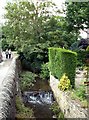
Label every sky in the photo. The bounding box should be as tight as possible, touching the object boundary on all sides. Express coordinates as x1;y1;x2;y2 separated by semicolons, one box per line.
0;0;65;24
0;0;14;24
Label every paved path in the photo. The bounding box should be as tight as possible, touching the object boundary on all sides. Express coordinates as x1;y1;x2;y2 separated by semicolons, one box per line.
0;52;16;86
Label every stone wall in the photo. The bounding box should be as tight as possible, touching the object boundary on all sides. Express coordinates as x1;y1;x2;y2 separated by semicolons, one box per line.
0;57;20;119
50;74;88;119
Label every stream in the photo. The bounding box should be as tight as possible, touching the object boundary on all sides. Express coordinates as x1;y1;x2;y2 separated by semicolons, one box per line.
22;78;57;119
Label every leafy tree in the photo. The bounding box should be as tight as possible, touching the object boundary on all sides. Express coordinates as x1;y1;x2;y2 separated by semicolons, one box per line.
3;0;79;72
1;38;9;51
4;1;59;48
65;2;89;38
2;1;59;71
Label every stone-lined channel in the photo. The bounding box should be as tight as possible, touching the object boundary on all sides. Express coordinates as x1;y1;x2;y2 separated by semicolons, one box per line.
22;78;57;119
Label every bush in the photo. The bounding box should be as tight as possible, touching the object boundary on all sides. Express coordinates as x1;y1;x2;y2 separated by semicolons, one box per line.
19;54;43;73
50;101;64;119
75;85;86;101
71;85;86;101
49;47;77;88
70;85;88;108
58;73;71;91
16;96;33;118
18;44;48;72
20;71;37;91
76;50;89;66
40;63;49;80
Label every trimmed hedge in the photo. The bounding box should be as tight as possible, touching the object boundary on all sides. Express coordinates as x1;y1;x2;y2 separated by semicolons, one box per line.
49;47;77;88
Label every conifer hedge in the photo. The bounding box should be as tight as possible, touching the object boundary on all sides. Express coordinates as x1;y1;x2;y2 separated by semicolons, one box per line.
49;47;77;88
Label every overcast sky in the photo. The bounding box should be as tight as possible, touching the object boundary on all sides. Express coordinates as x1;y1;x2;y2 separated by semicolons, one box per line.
0;0;65;24
0;0;7;24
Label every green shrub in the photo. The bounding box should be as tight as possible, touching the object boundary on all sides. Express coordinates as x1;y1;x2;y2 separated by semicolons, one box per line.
50;102;64;119
71;85;86;101
75;85;86;101
16;96;33;118
20;71;37;91
76;50;89;67
19;44;48;72
40;63;49;80
58;73;71;91
70;85;88;108
49;47;77;88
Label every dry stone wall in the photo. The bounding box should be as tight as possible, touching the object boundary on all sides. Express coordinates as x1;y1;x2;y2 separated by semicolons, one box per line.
50;73;88;119
0;57;20;119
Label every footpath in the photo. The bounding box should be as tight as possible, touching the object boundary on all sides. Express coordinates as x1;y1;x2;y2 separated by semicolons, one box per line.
0;52;16;87
0;51;18;119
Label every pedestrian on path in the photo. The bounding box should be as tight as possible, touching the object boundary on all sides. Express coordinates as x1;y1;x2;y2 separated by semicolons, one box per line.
8;49;12;59
5;49;9;59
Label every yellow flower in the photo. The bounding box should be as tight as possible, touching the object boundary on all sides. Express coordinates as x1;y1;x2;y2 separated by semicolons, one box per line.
58;73;71;91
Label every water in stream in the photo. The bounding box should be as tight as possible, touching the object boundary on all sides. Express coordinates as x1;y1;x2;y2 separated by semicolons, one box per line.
22;79;57;119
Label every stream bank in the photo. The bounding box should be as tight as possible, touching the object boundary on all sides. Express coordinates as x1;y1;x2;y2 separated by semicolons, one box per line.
16;71;64;120
22;78;56;119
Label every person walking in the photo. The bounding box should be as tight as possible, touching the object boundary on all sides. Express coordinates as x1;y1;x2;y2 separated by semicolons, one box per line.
5;49;9;59
8;49;12;59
